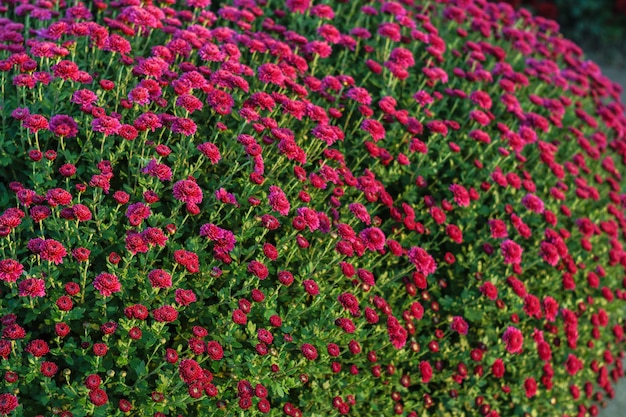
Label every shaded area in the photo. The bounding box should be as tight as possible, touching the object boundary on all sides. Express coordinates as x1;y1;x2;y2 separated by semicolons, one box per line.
495;0;626;50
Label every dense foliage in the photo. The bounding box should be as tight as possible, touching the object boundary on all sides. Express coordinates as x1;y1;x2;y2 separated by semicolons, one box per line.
0;0;625;416
496;0;626;45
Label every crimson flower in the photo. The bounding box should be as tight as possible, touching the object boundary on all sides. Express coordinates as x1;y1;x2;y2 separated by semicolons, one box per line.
93;273;121;297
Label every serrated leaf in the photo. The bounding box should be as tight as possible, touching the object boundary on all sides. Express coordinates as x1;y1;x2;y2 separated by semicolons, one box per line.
464;307;482;322
131;359;146;377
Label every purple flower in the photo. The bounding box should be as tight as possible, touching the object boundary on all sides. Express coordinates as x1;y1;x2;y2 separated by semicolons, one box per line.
408;247;437;276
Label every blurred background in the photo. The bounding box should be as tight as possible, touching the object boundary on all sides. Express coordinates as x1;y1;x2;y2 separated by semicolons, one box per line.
490;0;626;105
494;0;626;55
486;5;626;414
493;5;626;417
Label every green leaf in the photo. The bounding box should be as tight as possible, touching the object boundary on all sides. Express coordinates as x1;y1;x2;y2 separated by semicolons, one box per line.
131;358;147;378
464;307;482;322
273;383;285;397
246;320;256;335
0;183;9;207
66;307;86;321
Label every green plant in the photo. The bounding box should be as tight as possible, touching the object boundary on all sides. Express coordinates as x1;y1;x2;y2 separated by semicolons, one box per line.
0;0;625;416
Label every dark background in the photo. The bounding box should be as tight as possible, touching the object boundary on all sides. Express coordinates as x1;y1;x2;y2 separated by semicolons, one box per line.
493;0;626;107
494;0;626;55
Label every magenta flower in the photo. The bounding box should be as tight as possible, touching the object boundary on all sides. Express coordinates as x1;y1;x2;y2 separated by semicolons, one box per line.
419;361;433;383
286;0;311;14
301;343;318;360
521;193;545;214
268;185;290;216
133;112;162;132
346;87;372;105
40;239;67;264
470;90;493;110
0;394;18;415
128;86;150;106
502;326;524;354
387;315;407;349
206;340;224;360
197;142;221;164
172;179;203;205
540;241;560;266
125;202;151;227
23;114;49;132
46;188;72;206
389;47;415;68
93;273;121;297
360;119;386;142
71;89;98;105
125;233;149;255
176;94;203;113
175;289;197;306
136;57;168;78
18;278;46;297
408;246;437;276
103;33;131;54
49;114;78;138
51;59;80;80
152;305;179;323
171;117;197;136
500;239;523;265
359;227;386;252
449;184;470;207
142;159;172;181
173;250;200;274
0;259;24;283
303;279;319;296
206;89;234;115
257;63;285;86
451;316;469;335
92;115;121;136
489;219;508;239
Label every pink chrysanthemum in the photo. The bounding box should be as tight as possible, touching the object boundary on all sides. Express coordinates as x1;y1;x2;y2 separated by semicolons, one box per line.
286;0;311;14
172;179;203;205
360;119;386;142
197;142;221;164
451;316;469;335
387;315;408;349
501;239;523;265
40;239;67;264
92;115;121;136
408;246;437;276
49;114;78;138
0;259;24;283
359;227;386;252
346;87;372;105
449;184;470;207
93;273;121;297
301;343;318;360
521;193;545;214
171;117;197;136
18;278;46;297
257;63;285;86
268;185;290;216
502;326;524;354
153;305;179;323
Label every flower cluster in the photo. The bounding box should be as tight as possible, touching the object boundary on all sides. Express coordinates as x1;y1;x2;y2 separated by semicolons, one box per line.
0;0;625;416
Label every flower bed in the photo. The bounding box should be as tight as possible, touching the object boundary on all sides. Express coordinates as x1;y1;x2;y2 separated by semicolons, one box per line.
1;0;626;416
495;0;626;45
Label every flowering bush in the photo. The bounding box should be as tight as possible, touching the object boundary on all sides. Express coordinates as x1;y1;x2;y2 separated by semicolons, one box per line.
495;0;626;45
1;0;626;416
